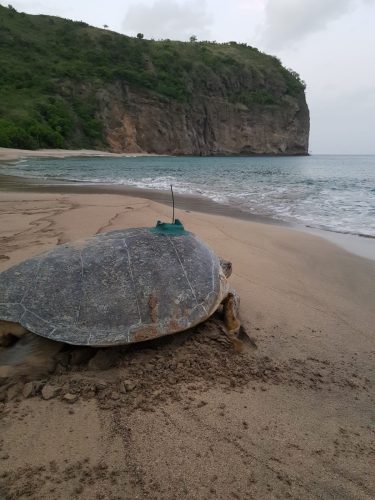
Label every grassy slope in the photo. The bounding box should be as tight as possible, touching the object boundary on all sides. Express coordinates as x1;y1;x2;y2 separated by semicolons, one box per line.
0;4;306;150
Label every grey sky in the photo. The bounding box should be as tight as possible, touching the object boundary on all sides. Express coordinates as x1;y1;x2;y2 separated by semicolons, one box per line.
263;0;361;49
124;0;211;40
8;0;375;153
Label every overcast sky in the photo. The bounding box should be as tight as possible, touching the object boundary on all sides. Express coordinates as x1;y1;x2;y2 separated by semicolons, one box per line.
7;0;375;154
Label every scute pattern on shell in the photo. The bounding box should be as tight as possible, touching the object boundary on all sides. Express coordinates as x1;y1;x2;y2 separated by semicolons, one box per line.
0;228;227;346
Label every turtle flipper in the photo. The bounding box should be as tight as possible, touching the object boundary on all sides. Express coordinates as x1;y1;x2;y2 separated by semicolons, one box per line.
0;332;63;378
0;320;27;343
221;289;243;352
238;325;257;349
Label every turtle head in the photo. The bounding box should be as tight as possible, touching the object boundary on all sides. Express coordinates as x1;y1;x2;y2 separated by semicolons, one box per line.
219;258;232;278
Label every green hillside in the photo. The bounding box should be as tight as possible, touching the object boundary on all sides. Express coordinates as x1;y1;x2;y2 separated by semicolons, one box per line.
0;4;306;150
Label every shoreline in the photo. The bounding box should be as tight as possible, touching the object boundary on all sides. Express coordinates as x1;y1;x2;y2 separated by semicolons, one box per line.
1;171;374;261
0;147;310;161
0;147;164;161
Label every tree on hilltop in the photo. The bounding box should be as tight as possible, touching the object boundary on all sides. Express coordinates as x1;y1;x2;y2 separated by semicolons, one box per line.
7;4;17;15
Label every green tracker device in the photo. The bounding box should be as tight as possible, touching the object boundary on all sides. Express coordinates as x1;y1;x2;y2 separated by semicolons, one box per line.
150;219;188;236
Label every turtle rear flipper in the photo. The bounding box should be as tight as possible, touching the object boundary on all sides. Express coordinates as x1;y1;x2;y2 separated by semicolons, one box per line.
0;332;63;378
0;320;27;345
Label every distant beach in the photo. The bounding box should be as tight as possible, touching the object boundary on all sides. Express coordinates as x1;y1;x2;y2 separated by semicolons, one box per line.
0;147;162;161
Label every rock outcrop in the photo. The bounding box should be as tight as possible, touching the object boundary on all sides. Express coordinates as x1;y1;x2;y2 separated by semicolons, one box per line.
98;85;309;156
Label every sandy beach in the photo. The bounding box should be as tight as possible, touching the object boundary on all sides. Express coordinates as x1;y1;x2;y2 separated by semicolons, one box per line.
0;189;374;499
0;147;161;162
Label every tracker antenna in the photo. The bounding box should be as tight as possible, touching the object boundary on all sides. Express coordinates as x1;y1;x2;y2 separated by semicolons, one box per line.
170;184;175;223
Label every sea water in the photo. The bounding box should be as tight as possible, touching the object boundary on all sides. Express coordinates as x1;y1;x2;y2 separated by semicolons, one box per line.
1;155;374;238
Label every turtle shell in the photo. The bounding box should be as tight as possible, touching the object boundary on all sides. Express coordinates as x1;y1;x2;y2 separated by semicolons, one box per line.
0;222;227;346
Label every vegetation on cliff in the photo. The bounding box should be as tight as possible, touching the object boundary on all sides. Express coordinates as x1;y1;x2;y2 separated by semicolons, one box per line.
0;4;306;150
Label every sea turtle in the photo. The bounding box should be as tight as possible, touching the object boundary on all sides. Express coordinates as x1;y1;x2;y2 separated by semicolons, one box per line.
0;220;243;361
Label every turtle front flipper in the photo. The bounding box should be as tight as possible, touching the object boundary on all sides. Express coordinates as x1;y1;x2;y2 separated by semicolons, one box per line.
221;289;256;352
222;290;243;352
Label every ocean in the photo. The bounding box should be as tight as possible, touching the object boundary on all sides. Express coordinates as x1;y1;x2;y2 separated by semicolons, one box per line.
1;154;374;238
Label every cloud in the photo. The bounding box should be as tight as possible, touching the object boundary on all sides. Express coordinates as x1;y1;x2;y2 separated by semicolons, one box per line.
261;0;371;49
236;0;266;12
122;0;211;41
10;0;70;17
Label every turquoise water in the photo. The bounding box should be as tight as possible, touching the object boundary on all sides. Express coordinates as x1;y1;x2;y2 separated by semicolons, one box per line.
1;155;374;237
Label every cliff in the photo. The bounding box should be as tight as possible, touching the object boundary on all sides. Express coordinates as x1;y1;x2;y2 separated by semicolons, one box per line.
0;5;309;155
100;85;309;156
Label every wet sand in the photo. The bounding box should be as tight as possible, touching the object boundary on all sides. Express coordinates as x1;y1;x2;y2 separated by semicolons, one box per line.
1;171;374;261
0;190;375;499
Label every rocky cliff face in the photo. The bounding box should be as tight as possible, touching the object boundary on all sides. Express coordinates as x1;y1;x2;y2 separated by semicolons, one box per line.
97;84;309;156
